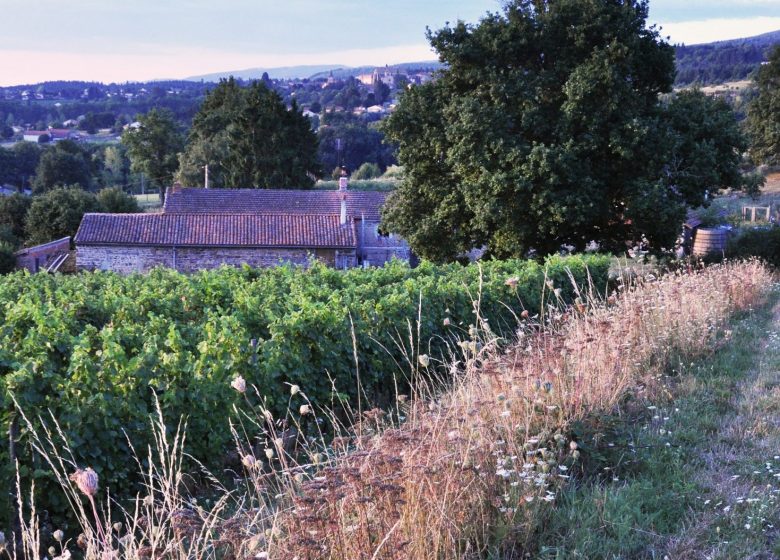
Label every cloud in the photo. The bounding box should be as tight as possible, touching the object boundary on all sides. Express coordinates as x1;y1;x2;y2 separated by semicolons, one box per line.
656;16;780;44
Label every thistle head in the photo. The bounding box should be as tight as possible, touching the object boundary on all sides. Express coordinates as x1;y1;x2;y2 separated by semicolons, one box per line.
70;467;98;497
231;375;247;393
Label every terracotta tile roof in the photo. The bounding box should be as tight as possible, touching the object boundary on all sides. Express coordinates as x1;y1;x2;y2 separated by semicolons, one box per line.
164;188;388;221
75;213;356;248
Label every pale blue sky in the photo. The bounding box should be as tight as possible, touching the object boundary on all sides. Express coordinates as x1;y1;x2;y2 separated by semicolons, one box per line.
1;0;779;85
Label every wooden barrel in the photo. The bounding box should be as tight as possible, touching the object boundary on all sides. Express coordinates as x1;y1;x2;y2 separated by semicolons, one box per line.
692;227;728;257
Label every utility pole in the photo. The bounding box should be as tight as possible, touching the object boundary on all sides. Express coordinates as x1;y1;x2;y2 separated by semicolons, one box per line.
204;164;209;189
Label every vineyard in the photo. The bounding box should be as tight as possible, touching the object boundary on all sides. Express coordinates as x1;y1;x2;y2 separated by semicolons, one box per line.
0;255;609;524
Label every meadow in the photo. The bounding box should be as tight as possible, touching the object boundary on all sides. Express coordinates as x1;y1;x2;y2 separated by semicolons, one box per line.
1;257;772;559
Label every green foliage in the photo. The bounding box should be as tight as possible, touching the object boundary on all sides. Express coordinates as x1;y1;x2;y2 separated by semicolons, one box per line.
32;140;92;193
0;254;609;525
351;162;382;180
122;108;184;199
674;32;778;86
318;112;396;174
382;0;680;261
746;45;780;166
96;187;141;213
178;78;320;188
24;186;101;245
663;90;747;201
0;242;15;274
0;193;32;246
726;227;780;267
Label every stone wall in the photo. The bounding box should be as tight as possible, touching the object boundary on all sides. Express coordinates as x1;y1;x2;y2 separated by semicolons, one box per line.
15;237;71;272
356;220;412;266
77;245;356;274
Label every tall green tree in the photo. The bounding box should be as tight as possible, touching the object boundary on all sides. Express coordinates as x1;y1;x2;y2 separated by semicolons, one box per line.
25;186;101;246
0;193;32;247
11;142;41;190
178;78;320;188
32;140;92;193
122;108;184;200
381;0;747;261
746;45;780;166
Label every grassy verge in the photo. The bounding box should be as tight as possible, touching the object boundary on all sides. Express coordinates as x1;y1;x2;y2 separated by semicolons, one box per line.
534;285;780;559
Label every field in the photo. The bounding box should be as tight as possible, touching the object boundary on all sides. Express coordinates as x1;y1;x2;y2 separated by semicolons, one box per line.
1;257;773;559
0;255;608;531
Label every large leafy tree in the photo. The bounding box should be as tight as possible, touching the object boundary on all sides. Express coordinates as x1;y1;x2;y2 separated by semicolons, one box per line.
122;108;184;200
178;78;320;189
32;140;92;193
381;0;745;261
0;193;32;247
746;45;780;166
25;186;101;246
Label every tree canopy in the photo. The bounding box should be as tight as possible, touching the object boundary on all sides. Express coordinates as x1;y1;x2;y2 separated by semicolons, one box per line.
381;0;748;262
178;78;320;189
32;140;92;193
25;186;102;246
746;45;780;166
122;108;184;199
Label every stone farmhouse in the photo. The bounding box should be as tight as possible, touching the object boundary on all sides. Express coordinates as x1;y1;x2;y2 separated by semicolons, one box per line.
75;180;411;273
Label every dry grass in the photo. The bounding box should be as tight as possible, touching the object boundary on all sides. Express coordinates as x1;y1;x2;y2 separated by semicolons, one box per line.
4;260;773;560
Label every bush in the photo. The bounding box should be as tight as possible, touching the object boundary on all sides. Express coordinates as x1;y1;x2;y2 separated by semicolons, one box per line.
0;242;15;273
0;255;610;525
97;186;141;213
726;227;780;267
351;162;382;180
24;186;101;245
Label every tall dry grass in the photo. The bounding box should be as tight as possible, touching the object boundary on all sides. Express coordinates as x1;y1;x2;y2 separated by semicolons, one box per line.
5;259;773;560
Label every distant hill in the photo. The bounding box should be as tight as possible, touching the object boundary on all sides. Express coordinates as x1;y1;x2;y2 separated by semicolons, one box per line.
186;61;443;82
186;65;348;82
675;29;780;86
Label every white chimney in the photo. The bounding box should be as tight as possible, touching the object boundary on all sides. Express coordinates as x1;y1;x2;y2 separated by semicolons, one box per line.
338;168;348;192
340;193;347;226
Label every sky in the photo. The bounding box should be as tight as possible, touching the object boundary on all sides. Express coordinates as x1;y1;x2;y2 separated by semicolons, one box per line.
1;0;779;86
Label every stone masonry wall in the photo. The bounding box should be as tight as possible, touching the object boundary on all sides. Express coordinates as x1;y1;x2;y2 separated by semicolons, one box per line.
356;220;412;266
77;245;353;274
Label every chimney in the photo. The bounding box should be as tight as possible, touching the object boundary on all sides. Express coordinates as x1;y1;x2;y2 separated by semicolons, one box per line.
340;193;347;226
338;168;348;192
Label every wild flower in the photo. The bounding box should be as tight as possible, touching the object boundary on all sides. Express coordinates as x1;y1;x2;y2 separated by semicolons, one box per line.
53;529;64;542
290;384;300;396
299;404;311;415
264;448;274;460
70;467;98;497
241;454;257;469
505;277;519;288
418;354;431;368
231;375;247;393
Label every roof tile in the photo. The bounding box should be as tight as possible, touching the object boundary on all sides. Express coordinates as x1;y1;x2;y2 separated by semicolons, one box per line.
75;213;356;248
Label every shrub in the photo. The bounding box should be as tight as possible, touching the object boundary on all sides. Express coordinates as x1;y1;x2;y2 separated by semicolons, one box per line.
96;186;141;213
24;186;101;245
0;242;15;273
727;227;780;267
351;162;382;180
